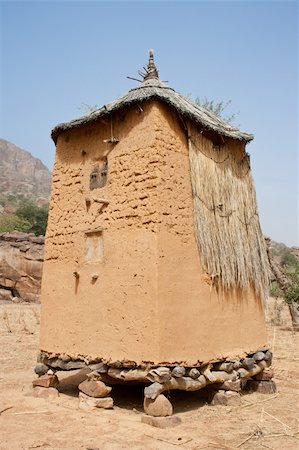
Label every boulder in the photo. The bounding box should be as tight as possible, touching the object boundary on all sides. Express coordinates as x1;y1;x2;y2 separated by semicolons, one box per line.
245;380;277;394
144;394;173;417
209;390;241;406
32;374;59;389
78;378;112;398
0;232;44;303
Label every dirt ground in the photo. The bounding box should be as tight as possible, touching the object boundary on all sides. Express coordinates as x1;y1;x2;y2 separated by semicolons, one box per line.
0;299;298;450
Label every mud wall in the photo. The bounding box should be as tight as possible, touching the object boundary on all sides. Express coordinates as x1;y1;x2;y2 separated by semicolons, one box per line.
40;100;267;365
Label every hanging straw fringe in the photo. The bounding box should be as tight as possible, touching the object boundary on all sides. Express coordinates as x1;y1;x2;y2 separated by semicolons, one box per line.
187;124;270;300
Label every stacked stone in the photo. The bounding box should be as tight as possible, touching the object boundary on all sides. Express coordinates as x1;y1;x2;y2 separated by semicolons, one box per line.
78;371;113;411
32;363;59;398
34;347;276;416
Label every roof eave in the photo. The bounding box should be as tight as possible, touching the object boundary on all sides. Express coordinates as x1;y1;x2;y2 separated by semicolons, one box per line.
51;94;253;144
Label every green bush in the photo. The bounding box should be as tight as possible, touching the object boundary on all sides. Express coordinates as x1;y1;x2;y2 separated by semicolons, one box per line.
0;214;31;233
16;200;48;236
284;261;299;304
270;280;283;299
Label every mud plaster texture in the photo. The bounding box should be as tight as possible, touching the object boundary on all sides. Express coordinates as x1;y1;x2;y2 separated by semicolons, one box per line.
40;100;267;366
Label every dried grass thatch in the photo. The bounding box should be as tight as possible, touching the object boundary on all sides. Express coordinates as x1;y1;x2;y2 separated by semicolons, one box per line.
51;78;253;144
187;123;270;300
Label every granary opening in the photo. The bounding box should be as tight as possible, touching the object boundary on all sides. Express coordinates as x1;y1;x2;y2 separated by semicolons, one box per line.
89;158;108;190
85;230;104;262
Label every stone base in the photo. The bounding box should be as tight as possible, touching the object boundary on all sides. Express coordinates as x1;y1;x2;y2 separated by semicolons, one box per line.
79;392;113;411
245;380;277;394
141;415;182;428
144;394;173;417
31;386;59;399
209;390;241;406
32;374;59;389
78;378;112;398
35;348;275;414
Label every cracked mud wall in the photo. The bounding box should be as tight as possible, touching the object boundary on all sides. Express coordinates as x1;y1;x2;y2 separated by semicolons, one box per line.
152;103;267;363
40;102;161;363
40;100;267;365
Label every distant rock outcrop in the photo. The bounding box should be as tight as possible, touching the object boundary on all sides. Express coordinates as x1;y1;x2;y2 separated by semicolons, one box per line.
291;247;299;261
0;232;44;303
0;138;51;201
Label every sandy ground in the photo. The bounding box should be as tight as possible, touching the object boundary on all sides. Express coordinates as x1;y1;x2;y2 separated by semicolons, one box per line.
0;300;298;450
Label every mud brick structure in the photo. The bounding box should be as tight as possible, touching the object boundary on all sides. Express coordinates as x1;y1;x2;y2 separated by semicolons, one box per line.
35;51;274;415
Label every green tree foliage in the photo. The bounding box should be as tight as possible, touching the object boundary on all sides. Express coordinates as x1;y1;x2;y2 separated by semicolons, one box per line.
0;193;26;207
269;280;283;299
0;214;31;233
270;243;299;305
194;97;238;124
283;258;299;305
15;200;48;236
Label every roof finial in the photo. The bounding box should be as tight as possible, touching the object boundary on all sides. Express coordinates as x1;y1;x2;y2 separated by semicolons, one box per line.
143;49;159;80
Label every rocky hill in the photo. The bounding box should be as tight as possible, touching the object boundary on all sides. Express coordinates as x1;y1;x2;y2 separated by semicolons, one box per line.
0;139;50;303
0;232;44;303
0;138;51;202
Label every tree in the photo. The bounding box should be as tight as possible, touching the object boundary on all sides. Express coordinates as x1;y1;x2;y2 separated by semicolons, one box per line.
194;96;238;124
16;200;48;236
266;238;299;331
0;214;31;233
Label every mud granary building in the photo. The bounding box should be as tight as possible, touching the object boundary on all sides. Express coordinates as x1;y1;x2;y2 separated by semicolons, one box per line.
36;51;274;414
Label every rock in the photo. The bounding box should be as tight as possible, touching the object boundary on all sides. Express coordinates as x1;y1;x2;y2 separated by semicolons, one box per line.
32;374;59;389
188;368;200;379
0;232;44;303
0;288;13;301
232;360;242;369
34;363;48;376
245;380;277;394
144;394;173;417
88;362;108;373
242;358;255;370
31;386;59;399
254;367;274;381
264;350;273;363
33;363;48;375
213;362;234;373
215;380;241;392
46;357;86;370
209;390;241;406
172;366;186;378
141;415;182;428
253;351;265;362
78;378;112;398
60;354;71;362
79;392;113;410
0;139;51;200
147;367;172;383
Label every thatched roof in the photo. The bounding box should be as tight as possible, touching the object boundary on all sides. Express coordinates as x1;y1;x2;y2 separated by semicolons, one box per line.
51;51;253;144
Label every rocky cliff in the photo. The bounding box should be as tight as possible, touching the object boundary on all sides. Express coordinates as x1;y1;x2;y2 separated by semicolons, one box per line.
0;232;44;303
0;138;51;201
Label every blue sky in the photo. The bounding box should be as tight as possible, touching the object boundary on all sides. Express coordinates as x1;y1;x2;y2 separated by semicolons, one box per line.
0;0;298;246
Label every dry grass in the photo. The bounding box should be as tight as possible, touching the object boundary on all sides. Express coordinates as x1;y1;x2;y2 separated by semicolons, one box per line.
188;125;270;300
0;304;40;335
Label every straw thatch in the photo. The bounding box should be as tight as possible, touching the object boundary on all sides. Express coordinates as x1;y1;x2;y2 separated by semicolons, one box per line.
187;123;270;299
51;80;253;144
